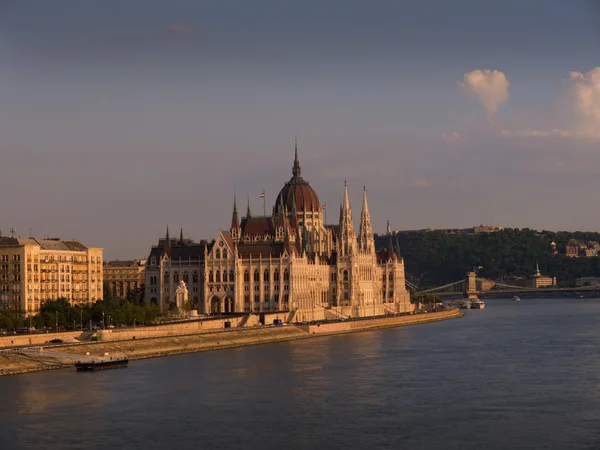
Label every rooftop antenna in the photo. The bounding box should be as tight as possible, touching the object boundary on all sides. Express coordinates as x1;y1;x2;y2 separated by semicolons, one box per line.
9;227;16;238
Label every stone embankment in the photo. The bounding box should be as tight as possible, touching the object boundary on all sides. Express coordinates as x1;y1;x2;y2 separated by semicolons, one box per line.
0;309;461;376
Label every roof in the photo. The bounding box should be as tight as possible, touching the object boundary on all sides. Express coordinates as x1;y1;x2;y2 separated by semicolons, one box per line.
0;237;89;251
237;242;286;259
274;150;320;213
240;216;276;239
149;243;210;262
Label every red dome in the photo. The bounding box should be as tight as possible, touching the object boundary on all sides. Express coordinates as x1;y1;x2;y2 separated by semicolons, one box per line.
274;149;320;213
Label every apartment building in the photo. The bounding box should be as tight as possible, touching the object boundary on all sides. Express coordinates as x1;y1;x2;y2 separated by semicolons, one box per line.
0;236;103;317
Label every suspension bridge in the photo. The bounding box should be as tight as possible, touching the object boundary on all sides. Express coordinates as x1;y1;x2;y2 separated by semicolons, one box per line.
405;272;600;297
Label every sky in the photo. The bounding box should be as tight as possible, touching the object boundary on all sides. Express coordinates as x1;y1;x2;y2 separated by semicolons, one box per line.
1;0;600;259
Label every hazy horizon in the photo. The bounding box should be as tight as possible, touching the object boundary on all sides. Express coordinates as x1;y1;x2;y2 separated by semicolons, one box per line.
2;1;600;259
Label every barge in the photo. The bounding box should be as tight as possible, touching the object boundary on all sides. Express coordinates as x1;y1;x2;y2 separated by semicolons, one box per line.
75;358;129;371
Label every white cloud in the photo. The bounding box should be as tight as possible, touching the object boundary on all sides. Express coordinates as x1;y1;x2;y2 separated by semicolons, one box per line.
502;67;600;142
441;131;460;143
501;129;573;139
459;69;510;118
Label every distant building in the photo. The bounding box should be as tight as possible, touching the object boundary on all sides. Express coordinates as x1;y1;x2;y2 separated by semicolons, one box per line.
0;235;103;317
103;259;146;301
576;277;600;287
393;225;503;235
526;262;556;288
565;239;580;257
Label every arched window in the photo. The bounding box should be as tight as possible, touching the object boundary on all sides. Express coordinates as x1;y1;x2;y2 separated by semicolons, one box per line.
388;290;393;298
254;270;260;283
244;270;249;282
164;272;169;283
192;271;198;283
183;271;189;283
215;249;221;259
389;271;393;282
173;271;178;283
215;270;221;282
222;249;228;259
283;269;289;282
343;270;349;282
209;271;214;283
230;270;234;282
274;269;280;282
382;273;386;283
223;270;228;282
263;270;269;283
344;291;349;300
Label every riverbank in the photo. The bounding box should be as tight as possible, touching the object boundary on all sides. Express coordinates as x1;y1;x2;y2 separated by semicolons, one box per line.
0;309;462;376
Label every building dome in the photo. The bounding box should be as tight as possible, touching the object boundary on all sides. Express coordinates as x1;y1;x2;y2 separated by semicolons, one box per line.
274;148;320;213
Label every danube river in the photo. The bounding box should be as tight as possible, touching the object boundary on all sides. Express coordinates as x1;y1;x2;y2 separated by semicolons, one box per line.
2;298;600;449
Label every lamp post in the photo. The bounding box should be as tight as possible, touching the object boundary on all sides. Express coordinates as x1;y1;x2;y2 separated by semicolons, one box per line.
102;311;105;329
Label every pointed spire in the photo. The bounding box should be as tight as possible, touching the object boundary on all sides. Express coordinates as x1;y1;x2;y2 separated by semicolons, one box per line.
166;225;170;242
395;236;402;259
231;194;240;234
292;135;301;178
246;196;251;218
179;226;184;245
359;186;374;254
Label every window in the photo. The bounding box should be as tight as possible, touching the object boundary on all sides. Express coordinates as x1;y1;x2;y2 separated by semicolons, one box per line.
215;249;221;259
229;270;234;282
244;270;249;282
223;270;228;282
388;271;393;282
343;270;349;282
173;272;178;283
254;270;259;283
215;270;221;282
183;272;189;283
209;271;214;283
283;269;289;282
263;270;269;283
222;249;227;259
344;291;349;300
274;269;280;282
192;271;198;283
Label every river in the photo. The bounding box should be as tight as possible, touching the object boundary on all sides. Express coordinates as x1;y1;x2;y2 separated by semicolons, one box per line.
1;298;600;449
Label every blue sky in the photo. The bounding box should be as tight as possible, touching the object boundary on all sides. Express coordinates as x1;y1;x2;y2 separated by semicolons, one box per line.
1;1;600;259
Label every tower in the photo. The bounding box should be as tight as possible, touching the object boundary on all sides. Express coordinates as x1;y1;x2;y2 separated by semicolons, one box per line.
339;181;356;257
358;186;374;254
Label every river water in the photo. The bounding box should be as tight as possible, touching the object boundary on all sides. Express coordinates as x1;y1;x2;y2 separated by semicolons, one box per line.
1;298;600;449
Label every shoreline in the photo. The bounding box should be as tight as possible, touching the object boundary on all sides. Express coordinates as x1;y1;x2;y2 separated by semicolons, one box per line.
0;309;462;377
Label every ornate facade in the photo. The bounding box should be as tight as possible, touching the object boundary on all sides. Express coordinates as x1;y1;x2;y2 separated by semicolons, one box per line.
103;259;146;301
145;147;413;321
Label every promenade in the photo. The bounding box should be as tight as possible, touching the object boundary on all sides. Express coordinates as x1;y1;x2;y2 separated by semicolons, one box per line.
0;309;462;376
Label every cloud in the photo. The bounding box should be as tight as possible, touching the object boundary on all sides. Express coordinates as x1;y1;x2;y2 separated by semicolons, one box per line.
501;129;573;139
411;177;430;188
441;131;460;143
166;24;195;36
459;69;510;117
502;67;600;142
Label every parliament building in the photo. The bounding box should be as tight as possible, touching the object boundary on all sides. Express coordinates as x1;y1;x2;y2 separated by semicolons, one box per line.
144;146;413;321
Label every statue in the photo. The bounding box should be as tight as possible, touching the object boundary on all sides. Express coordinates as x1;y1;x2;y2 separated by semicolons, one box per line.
175;280;189;310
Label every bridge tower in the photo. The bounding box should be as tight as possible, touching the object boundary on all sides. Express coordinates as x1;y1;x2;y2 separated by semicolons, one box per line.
465;271;479;301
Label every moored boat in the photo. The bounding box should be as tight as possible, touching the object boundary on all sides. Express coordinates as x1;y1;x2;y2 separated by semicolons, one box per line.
76;358;129;372
513;295;520;302
470;300;486;309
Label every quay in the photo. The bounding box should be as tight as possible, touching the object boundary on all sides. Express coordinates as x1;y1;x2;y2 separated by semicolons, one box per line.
0;309;462;377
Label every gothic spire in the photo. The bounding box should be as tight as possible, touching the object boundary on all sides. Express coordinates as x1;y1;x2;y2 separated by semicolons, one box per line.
246;196;251;218
166;225;170;242
339;181;356;257
358;186;374;254
292;135;301;178
179;226;184;245
231;194;240;234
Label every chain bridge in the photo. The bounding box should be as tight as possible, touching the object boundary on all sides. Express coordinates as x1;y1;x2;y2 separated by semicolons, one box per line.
405;272;600;297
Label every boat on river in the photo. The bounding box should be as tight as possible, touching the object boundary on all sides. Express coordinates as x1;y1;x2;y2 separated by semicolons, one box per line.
513;295;520;302
470;300;486;309
75;358;129;372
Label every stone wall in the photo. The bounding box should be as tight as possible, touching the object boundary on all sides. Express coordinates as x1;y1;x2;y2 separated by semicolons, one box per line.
0;331;81;347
